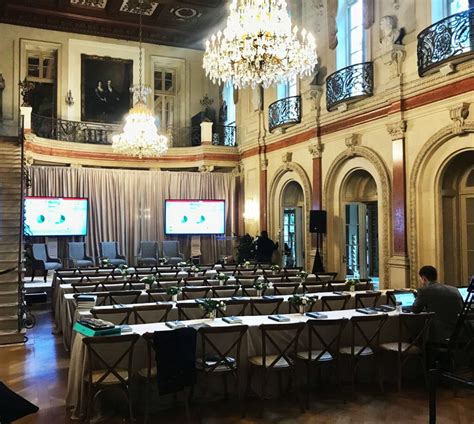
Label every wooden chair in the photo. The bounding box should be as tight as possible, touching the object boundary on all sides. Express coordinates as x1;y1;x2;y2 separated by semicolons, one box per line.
380;312;434;391
131;303;173;324
295;318;349;407
211;285;240;298
272;282;300;296
71;282;100;293
247;322;305;415
249;298;283;316
236;277;258;287
314;272;338;282
218;299;248;317
177;302;208;320
303;282;327;294
91;306;133;325
82;334;140;423
146;289;170;302
339;314;388;393
355;292;381;309
321;294;351;311
184;278;208;287
194;325;248;405
264;276;285;284
108;290;142;305
181;287;211;300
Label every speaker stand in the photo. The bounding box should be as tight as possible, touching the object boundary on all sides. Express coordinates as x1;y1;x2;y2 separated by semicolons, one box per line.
312;233;325;273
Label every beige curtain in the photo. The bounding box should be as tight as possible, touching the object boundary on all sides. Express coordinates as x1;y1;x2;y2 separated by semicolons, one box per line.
29;166;237;265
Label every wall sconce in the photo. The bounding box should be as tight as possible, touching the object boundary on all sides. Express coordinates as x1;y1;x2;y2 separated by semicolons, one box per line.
65;90;74;106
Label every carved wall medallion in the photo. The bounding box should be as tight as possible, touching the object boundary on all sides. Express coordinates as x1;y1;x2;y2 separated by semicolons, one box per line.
449;102;470;135
386;120;407;140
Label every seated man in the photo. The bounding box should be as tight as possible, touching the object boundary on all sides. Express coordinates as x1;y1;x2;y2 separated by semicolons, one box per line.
411;265;463;345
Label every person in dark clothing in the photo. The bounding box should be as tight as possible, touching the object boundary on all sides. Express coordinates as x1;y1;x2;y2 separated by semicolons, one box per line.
410;265;463;345
254;231;277;263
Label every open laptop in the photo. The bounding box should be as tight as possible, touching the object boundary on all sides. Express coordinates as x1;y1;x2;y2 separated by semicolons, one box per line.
458;287;469;301
393;292;416;311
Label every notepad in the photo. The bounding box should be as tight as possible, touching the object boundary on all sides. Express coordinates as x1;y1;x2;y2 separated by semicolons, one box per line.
222;316;243;324
356;308;378;315
268;315;290;322
166;321;186;329
372;305;395;312
305;312;328;319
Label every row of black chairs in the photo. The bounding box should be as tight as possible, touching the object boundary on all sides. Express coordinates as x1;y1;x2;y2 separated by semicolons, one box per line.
82;311;434;422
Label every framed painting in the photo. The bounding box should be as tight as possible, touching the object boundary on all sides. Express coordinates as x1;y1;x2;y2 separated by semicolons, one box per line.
81;54;133;124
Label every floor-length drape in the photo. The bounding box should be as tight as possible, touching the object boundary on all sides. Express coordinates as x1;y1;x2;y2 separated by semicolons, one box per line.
29;167;237;264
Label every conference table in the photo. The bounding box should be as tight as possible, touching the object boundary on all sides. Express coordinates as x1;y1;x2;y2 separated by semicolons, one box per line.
58;283;378;351
66;307;405;420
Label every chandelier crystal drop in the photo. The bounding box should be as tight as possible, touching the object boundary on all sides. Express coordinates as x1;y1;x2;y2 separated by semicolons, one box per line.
112;0;168;158
203;0;318;89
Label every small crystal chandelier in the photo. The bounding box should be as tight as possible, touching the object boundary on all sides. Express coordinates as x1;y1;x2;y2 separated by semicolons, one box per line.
203;0;318;89
112;0;168;158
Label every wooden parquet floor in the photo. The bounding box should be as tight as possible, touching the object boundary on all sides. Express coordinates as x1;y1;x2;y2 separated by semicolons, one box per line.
0;306;472;424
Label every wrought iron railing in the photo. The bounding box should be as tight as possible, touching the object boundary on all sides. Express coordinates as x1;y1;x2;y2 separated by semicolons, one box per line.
213;123;237;146
268;96;301;133
31;114;120;145
326;62;374;112
417;8;474;77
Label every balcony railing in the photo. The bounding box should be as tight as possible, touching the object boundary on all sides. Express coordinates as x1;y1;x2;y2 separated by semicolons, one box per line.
326;62;374;112
213;123;237;147
417;8;474;77
31;114;237;148
268;95;302;133
31;114;119;145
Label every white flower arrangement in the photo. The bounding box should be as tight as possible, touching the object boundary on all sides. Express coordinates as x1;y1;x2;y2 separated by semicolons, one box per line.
253;277;273;291
118;264;130;277
243;260;251;268
199;299;226;316
270;264;281;272
297;270;308;280
100;258;111;267
190;265;201;273
289;294;315;307
165;286;182;296
178;261;188;268
140;275;157;288
159;257;168;265
217;272;229;281
345;278;360;291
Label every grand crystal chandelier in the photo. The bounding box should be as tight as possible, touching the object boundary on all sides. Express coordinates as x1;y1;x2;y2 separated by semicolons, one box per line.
203;0;318;89
112;0;168;158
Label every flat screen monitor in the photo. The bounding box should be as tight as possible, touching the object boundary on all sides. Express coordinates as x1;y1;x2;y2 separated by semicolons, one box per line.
458;287;469;301
24;196;88;237
165;199;225;235
394;292;416;308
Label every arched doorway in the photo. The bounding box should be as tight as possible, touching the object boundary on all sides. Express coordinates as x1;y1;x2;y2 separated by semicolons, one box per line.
342;169;379;280
441;151;474;286
281;181;304;267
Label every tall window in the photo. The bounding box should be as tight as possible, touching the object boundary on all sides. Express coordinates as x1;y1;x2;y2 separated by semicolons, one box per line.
222;82;235;125
26;50;57;117
432;0;469;22
154;68;175;130
336;0;365;70
276;77;298;101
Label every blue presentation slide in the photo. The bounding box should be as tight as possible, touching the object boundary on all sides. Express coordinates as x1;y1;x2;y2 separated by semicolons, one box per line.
165;200;225;235
24;197;88;236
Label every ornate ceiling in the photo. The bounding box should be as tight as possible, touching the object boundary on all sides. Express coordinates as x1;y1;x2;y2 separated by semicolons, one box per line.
0;0;228;49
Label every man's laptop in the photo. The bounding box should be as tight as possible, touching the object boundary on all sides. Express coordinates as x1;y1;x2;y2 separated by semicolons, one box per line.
458;287;468;301
393;292;416;312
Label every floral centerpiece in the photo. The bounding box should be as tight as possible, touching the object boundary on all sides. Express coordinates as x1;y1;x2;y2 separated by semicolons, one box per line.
270;264;281;275
190;265;201;276
178;261;188;272
289;294;315;314
216;272;229;286
118;264;130;279
199;298;226;320
297;270;308;282
345;278;359;292
165;286;182;302
100;258;111;268
159;257;168;266
141;275;157;290
243;260;251;269
253;277;273;297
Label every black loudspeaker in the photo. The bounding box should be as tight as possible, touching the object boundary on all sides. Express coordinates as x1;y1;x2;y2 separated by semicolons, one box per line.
309;210;327;234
